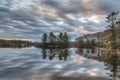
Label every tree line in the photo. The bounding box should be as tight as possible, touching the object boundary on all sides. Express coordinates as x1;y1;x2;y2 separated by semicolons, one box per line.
78;39;96;48
0;39;33;48
41;32;70;48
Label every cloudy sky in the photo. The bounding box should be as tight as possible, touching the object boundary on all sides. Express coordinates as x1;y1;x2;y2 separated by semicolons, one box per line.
0;0;120;41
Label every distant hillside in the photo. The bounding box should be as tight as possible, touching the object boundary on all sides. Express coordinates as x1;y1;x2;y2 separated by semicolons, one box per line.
76;25;120;43
76;30;108;42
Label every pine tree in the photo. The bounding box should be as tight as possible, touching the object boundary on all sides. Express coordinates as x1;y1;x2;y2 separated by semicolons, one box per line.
42;33;47;47
105;12;119;49
63;32;69;46
58;32;63;45
49;32;55;44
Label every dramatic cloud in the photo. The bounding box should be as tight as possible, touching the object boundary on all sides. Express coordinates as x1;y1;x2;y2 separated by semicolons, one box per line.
0;0;120;41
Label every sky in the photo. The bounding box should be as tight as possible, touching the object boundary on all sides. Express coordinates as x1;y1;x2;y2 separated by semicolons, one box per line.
0;0;120;41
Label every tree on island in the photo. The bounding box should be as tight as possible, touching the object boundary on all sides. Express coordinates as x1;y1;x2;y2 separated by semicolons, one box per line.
42;33;47;47
58;32;63;45
49;32;56;45
63;32;69;46
41;32;70;48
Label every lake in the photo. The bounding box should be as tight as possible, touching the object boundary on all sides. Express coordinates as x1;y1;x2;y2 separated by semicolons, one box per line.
0;47;119;80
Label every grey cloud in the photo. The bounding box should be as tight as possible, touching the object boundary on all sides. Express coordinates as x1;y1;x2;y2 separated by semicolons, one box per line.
96;0;120;14
39;0;120;15
0;0;120;41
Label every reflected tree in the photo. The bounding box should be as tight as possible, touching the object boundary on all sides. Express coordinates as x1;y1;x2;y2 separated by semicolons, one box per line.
91;49;95;54
42;48;47;59
62;49;69;61
76;48;120;80
41;48;69;61
104;51;120;80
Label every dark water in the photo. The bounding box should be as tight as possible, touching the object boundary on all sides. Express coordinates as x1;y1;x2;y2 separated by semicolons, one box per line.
0;48;119;80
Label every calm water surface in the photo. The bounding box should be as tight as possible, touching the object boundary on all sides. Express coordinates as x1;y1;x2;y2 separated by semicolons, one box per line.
0;48;119;80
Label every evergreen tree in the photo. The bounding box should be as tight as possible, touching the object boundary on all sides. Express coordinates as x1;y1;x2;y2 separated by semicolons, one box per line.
58;32;63;45
105;12;119;49
41;32;69;47
49;32;55;44
42;33;47;46
63;32;69;46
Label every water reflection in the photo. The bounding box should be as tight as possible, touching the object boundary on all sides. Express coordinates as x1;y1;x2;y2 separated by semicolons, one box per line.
77;48;120;80
104;51;120;80
41;48;69;61
0;48;119;80
77;48;103;61
41;48;120;80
